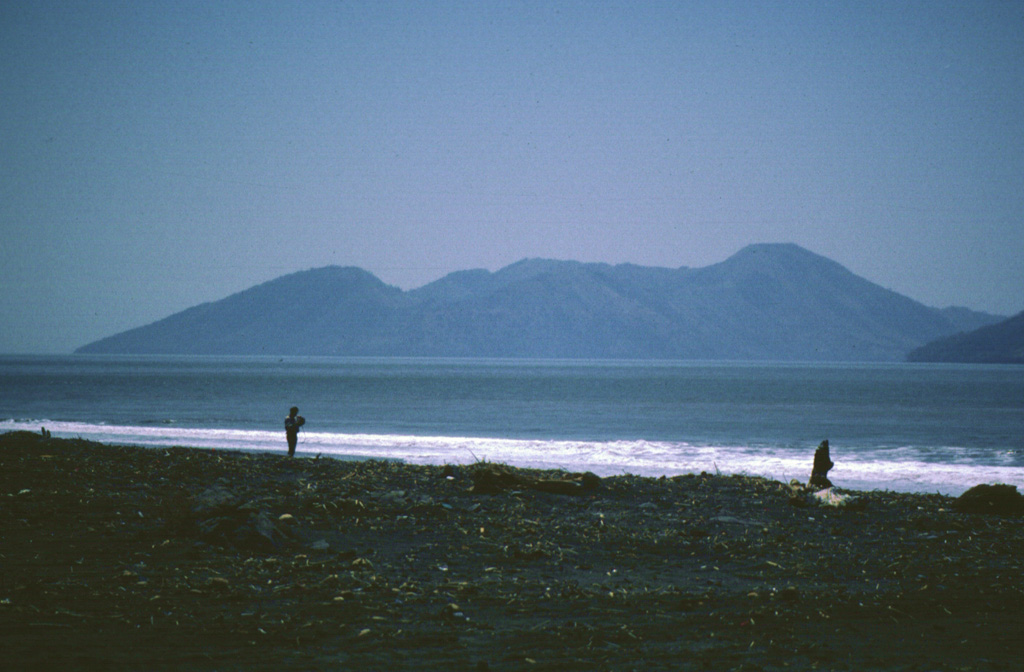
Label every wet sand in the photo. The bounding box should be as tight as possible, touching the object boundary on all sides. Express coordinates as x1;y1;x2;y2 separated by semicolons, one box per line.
2;431;1022;671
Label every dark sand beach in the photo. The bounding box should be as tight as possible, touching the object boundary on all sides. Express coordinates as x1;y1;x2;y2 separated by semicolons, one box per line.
2;431;1022;671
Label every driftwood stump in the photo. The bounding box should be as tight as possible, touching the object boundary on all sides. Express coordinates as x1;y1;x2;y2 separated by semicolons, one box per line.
808;439;834;489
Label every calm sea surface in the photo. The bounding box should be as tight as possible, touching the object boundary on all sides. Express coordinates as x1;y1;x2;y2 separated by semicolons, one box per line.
2;355;1022;495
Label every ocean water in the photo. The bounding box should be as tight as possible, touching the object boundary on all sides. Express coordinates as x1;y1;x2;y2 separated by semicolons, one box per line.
1;355;1022;495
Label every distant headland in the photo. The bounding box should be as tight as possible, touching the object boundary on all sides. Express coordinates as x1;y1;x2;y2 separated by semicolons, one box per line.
77;244;1003;362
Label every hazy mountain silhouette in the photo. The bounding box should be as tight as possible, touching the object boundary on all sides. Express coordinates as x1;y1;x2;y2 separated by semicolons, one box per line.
77;244;1003;361
907;310;1024;364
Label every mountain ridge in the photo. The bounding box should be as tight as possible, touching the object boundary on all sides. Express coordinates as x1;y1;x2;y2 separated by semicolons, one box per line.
77;244;1004;361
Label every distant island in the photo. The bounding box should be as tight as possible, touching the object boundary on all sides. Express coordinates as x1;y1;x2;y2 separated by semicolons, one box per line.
77;244;1003;362
908;311;1024;364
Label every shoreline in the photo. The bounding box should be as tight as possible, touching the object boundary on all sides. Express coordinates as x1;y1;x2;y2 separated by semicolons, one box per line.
7;420;1020;497
3;431;1023;670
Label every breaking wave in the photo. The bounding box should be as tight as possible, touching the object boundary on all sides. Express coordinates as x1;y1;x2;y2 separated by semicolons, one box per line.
4;419;1021;496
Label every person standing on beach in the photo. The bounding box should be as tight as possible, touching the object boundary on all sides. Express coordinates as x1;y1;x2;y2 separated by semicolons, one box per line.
285;406;305;457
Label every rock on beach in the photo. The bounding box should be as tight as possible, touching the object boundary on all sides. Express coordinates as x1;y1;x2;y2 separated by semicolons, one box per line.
952;482;1024;515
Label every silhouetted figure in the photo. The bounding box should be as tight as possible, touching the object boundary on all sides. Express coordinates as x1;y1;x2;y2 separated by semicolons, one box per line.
284;406;305;457
808;439;834;489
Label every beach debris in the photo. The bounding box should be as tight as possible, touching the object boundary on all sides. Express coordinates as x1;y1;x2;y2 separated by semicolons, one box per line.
787;481;864;510
469;463;601;496
779;585;800;601
208;577;230;591
441;603;467;621
379;490;408;507
952;484;1024;515
808;440;834;489
711;515;762;527
787;486;810;507
811;488;864;509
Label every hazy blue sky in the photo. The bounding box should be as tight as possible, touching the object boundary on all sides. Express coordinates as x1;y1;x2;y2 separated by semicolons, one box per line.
2;0;1023;353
